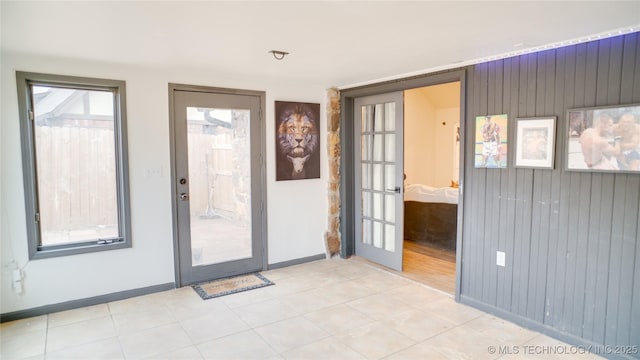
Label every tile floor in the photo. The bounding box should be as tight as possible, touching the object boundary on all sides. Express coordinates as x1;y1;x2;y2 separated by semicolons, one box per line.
1;257;602;359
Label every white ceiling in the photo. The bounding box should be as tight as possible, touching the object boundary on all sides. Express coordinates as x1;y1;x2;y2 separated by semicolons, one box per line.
2;1;639;88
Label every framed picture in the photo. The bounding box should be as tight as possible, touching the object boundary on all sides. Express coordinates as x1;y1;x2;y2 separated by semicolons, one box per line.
514;117;556;169
566;103;640;173
275;101;321;181
475;114;508;168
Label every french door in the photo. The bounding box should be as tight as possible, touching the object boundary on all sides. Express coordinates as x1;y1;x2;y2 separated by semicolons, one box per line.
354;92;404;271
170;85;266;286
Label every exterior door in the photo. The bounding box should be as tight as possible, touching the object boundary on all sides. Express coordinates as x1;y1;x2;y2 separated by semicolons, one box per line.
170;86;266;286
354;92;404;271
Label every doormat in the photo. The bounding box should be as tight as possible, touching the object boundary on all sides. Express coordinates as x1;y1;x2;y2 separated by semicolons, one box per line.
192;273;274;300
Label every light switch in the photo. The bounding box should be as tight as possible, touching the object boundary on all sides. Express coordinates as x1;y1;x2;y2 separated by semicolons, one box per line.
496;251;506;267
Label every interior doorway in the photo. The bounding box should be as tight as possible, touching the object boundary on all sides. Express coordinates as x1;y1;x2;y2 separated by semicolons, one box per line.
402;82;460;294
341;69;466;300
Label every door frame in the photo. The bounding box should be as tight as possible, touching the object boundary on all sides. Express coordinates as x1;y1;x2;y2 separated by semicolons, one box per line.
340;69;466;301
168;83;268;287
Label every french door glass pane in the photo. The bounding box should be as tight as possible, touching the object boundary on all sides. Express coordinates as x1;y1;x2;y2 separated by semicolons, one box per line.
372;193;382;219
372;164;383;191
385;195;396;223
373;221;383;247
385;164;396;190
385;103;396;131
385;134;396;161
362;191;371;217
362;107;371;132
385;224;395;251
362;163;371;189
362;219;372;245
374;104;384;132
373;134;383;161
33;86;119;246
361;135;370;161
186;107;251;266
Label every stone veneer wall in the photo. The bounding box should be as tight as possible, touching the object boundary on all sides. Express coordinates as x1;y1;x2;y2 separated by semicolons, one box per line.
325;88;341;256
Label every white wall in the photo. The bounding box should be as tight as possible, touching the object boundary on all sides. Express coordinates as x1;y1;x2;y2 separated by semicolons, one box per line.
404;87;460;188
432;107;459;187
1;52;329;313
404;90;435;186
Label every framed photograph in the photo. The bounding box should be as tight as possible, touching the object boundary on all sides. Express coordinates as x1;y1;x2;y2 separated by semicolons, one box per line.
514;117;556;169
566;103;640;173
275;101;320;181
475;114;508;168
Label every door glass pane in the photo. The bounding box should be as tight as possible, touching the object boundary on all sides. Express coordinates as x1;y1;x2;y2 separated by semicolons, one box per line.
374;104;383;132
385;224;395;251
361;135;370;161
33;86;119;246
385;134;396;162
372;192;382;219
373;134;383;161
362;191;371;217
385;164;395;190
385;103;396;131
362;219;372;245
385;195;395;223
186;107;251;266
361;106;371;132
362;163;371;189
373;221;383;248
372;164;382;191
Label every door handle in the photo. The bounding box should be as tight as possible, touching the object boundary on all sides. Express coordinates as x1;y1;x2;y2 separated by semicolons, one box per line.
179;193;189;201
386;187;401;193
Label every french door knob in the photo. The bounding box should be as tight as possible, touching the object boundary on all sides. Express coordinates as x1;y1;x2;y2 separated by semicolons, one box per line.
179;193;189;201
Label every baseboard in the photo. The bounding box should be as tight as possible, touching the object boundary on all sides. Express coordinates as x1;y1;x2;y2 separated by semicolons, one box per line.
459;295;636;360
0;282;175;323
267;253;327;270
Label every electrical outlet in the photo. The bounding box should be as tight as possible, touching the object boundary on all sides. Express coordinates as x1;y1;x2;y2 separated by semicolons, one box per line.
496;251;506;267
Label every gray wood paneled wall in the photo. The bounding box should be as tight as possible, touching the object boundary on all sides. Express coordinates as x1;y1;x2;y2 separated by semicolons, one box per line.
461;32;640;353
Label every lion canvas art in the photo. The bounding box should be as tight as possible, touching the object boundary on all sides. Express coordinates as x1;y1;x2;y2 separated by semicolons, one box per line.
275;101;320;181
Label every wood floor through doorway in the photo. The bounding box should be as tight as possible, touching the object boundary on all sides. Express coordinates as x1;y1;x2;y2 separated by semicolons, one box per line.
402;240;456;294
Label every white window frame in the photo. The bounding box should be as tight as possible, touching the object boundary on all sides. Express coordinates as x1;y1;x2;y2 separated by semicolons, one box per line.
16;72;132;259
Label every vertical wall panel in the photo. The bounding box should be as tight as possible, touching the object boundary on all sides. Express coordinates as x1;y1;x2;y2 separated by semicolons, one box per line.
461;65;475;296
628;176;640;348
581;36;609;343
463;64;480;297
504;56;521;312
596;36;624;346
530;51;556;323
461;32;639;356
496;58;513;310
627;33;640;351
607;174;628;345
551;45;576;330
485;61;502;305
545;46;567;327
526;52;544;321
482;62;496;304
571;41;599;336
474;64;489;300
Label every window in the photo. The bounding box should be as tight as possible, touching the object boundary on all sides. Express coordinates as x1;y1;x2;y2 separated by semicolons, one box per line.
16;72;131;259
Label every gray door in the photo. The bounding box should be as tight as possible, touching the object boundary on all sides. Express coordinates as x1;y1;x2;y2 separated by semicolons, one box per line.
171;86;266;286
354;92;404;271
